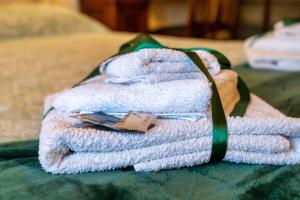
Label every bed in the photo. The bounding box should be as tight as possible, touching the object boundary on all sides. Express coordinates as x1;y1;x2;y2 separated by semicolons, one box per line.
1;4;300;200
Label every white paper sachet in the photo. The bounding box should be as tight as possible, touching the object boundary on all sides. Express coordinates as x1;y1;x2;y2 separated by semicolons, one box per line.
72;111;157;133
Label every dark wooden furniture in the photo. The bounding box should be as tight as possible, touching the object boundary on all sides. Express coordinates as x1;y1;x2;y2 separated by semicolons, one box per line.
185;0;240;39
80;0;240;39
262;0;272;32
80;0;149;32
80;0;117;29
80;0;272;39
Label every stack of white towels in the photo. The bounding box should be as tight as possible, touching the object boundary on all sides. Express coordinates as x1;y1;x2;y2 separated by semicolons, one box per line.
39;48;300;174
245;19;300;71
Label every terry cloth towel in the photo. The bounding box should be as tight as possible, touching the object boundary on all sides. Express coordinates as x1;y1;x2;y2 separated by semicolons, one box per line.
39;94;300;174
274;20;300;40
100;48;221;84
52;70;239;118
244;32;300;71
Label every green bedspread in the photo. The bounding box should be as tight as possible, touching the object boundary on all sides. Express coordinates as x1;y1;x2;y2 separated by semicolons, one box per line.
1;64;300;200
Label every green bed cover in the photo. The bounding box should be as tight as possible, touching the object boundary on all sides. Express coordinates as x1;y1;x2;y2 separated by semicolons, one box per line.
1;64;300;200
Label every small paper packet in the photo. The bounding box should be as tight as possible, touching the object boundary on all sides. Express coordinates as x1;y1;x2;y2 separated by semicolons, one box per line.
72;111;157;133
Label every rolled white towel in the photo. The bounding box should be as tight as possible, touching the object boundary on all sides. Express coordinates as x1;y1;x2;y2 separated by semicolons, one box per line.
100;48;221;84
39;94;300;174
274;20;300;40
52;70;239;118
244;33;300;71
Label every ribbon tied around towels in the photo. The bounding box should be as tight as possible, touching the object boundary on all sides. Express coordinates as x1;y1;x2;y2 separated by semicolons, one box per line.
43;34;251;163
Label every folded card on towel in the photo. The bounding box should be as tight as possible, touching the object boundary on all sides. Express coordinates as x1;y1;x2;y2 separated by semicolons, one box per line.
72;111;157;133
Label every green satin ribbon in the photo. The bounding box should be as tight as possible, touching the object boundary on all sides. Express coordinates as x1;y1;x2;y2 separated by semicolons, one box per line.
43;34;251;163
182;51;228;162
230;77;250;117
282;17;300;26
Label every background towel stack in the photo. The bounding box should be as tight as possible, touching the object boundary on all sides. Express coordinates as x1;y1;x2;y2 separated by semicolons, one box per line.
244;19;300;71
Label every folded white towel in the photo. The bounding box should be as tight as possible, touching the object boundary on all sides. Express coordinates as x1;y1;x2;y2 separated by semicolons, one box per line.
274;20;300;40
100;48;221;84
53;70;239;118
134;143;300;171
39;94;300;174
246;33;300;53
244;33;300;71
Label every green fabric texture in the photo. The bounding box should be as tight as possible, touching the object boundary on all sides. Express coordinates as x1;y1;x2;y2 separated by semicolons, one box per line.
0;4;108;40
1;64;300;200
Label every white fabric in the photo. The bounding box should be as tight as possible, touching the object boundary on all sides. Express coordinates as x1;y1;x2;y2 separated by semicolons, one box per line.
100;48;221;84
244;33;300;71
274;21;300;40
39;94;300;174
52;70;239;118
